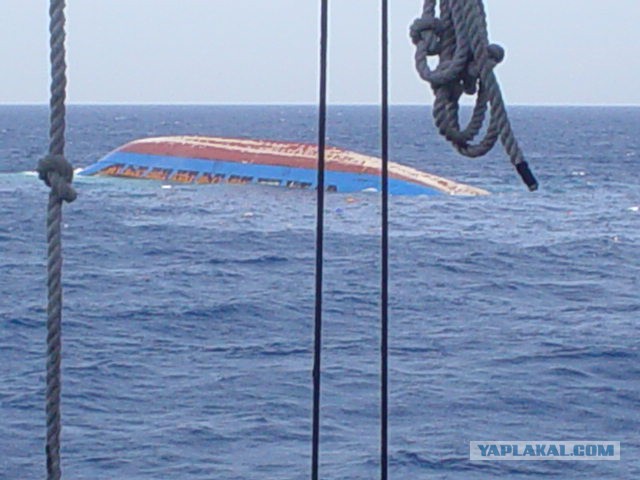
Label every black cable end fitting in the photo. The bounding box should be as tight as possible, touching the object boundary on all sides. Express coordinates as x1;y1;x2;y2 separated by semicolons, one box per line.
516;161;538;191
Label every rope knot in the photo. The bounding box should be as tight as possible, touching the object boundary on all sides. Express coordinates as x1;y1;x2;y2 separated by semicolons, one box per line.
487;43;505;66
37;154;77;203
410;16;442;55
462;43;505;94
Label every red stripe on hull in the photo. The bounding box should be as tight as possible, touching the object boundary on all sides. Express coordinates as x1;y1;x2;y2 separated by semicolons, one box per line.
121;140;382;176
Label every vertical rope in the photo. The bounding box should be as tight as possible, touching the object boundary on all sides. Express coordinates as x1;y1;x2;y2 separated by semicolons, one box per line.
380;1;390;479
36;1;76;479
311;0;329;479
48;1;67;158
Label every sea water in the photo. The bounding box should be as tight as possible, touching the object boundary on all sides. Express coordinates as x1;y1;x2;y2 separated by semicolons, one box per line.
1;105;639;479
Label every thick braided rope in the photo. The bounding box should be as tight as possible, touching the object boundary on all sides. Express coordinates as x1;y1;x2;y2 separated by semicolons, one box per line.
37;1;76;479
411;0;538;190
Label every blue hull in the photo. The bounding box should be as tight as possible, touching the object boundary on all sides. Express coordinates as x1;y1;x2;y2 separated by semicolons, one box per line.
81;151;442;195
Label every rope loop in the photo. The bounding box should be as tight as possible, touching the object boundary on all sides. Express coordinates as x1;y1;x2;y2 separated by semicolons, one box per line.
37;154;77;203
412;0;538;190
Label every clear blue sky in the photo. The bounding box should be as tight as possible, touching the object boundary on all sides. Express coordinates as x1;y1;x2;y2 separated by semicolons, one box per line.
1;0;639;105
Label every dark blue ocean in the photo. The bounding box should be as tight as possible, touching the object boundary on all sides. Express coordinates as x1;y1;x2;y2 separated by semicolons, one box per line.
1;105;639;479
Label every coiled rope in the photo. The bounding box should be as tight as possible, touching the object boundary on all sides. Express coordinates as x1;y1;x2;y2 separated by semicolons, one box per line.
36;1;76;479
410;0;538;190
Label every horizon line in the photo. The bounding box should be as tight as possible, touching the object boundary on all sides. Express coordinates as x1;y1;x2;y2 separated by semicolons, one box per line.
1;101;639;108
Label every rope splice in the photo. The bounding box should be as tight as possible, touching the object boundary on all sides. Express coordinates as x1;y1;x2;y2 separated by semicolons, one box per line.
411;0;538;191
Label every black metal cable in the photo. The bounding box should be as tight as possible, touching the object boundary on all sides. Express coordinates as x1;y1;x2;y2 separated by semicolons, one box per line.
311;0;329;479
380;1;390;479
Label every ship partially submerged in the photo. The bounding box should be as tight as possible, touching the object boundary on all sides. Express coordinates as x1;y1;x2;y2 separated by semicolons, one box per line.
79;136;488;196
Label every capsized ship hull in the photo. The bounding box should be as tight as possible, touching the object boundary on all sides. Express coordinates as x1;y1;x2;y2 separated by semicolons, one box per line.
79;136;488;196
